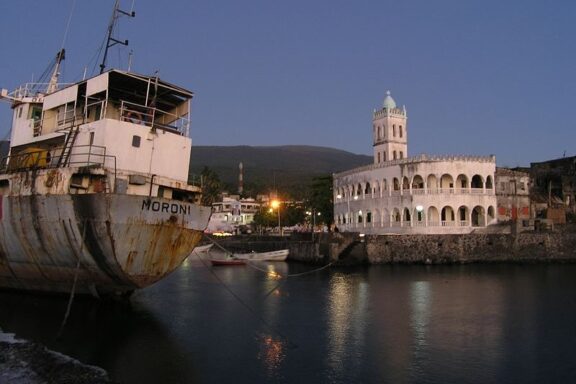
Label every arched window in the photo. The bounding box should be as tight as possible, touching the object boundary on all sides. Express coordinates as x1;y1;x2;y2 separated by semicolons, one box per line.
471;206;485;227
383;151;387;161
399;151;404;159
471;175;483;189
399;125;403;138
377;152;381;163
393;125;396;137
486;176;494;190
378;126;382;139
393;151;397;160
403;208;411;223
402;176;410;190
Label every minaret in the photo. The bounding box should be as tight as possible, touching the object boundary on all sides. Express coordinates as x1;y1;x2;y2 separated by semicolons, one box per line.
238;162;244;195
372;91;407;164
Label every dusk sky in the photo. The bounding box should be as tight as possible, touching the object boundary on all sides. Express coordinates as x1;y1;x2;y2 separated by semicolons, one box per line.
1;0;575;167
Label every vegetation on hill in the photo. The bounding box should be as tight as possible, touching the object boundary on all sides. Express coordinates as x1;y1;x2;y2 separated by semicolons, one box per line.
189;145;371;198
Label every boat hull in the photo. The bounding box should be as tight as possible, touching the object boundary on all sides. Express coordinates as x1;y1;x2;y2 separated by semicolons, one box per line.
0;193;211;295
234;249;289;261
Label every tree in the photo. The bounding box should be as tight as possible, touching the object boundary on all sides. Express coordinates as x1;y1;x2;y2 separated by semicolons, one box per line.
200;166;222;206
306;175;333;226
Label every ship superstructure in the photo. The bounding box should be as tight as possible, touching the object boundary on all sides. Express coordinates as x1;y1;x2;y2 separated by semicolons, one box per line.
0;45;211;297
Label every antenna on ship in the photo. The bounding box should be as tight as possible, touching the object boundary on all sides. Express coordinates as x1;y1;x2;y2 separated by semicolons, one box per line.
99;0;135;74
44;0;76;94
46;49;66;94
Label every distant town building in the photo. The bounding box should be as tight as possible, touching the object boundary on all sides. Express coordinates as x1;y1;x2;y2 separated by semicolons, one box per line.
529;156;576;223
333;91;498;234
494;167;531;222
206;197;260;233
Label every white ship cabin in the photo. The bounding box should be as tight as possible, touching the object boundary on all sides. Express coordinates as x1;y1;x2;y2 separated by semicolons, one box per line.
0;70;201;202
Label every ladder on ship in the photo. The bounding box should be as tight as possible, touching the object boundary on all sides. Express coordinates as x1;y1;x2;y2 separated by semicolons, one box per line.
57;124;80;167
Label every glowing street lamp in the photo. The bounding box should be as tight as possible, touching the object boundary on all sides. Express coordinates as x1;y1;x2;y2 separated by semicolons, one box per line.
306;209;322;239
271;199;281;235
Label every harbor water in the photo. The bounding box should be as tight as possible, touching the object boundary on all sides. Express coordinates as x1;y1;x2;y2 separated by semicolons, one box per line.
1;255;576;383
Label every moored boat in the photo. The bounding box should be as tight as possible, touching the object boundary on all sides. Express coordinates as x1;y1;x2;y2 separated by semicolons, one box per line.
233;249;289;262
0;4;211;296
192;244;214;254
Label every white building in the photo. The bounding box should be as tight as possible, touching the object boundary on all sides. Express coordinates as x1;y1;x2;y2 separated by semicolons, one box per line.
333;92;497;234
206;197;260;233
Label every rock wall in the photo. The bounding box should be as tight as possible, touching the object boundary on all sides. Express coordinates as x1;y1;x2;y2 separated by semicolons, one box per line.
364;230;576;264
212;229;576;265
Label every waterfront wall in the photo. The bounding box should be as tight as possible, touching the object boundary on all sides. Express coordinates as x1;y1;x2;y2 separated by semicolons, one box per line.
212;228;576;265
364;230;576;264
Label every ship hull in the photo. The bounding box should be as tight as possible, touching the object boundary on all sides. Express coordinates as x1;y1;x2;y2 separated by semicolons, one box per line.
0;193;212;296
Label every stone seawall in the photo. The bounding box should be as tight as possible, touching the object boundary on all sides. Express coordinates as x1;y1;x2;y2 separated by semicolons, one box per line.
212;229;576;265
365;231;576;264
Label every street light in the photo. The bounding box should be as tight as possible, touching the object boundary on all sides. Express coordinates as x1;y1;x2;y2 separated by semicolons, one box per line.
271;199;281;235
306;209;322;240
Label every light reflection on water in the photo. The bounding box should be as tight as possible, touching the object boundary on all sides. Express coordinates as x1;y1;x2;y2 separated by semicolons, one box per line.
326;273;369;382
256;333;287;380
1;262;576;383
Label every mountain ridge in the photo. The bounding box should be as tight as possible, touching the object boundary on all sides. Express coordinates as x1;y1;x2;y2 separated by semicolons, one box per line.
189;145;372;195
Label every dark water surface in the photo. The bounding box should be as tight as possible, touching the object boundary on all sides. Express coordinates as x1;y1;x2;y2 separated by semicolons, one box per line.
1;259;576;384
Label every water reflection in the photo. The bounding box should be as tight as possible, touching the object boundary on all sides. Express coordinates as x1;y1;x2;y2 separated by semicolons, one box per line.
2;263;576;383
256;333;287;380
0;291;198;384
326;272;369;382
410;281;431;352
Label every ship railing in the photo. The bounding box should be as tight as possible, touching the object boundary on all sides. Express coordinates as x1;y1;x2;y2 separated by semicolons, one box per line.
119;100;189;135
7;82;74;99
0;145;117;180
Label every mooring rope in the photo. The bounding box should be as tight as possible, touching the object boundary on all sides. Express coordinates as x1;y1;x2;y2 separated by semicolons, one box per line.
58;219;88;338
193;234;337;349
193;248;298;349
201;234;336;278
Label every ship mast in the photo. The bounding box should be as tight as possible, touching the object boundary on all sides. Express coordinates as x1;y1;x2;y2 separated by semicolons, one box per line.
99;0;135;74
46;49;66;94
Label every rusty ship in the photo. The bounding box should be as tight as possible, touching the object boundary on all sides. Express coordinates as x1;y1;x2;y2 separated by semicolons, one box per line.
0;4;211;296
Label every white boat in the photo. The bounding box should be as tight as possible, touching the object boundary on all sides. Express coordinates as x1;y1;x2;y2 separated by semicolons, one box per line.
192;244;214;253
0;4;211;296
233;249;289;262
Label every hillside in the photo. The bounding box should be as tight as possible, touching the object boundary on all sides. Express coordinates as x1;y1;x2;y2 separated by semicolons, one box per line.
189;145;372;195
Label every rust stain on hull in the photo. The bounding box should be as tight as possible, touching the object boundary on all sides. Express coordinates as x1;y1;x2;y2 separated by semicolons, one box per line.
0;193;211;295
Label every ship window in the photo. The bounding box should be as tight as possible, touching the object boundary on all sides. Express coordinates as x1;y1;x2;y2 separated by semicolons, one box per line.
132;135;141;147
30;107;42;120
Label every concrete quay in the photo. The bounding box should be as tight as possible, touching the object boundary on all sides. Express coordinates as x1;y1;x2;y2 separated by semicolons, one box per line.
213;226;576;265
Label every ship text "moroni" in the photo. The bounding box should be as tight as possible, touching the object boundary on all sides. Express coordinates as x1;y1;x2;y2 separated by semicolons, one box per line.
142;199;191;215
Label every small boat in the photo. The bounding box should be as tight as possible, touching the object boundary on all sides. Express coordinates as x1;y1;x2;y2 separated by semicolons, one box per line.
233;249;289;262
210;256;246;266
193;244;214;253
